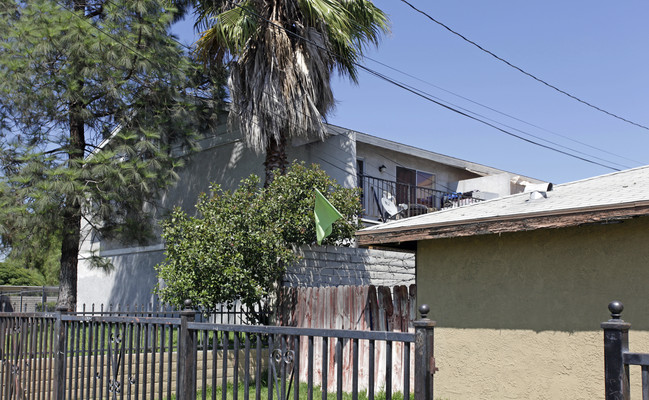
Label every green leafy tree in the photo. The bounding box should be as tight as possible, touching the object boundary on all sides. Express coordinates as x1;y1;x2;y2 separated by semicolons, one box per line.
193;0;389;184
155;162;362;314
0;0;223;309
264;162;362;245
0;262;46;286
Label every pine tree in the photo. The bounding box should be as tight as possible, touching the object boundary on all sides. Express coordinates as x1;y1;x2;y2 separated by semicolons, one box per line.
0;0;222;309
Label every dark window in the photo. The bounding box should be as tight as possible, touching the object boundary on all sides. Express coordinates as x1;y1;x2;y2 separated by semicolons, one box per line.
356;159;364;187
396;167;436;208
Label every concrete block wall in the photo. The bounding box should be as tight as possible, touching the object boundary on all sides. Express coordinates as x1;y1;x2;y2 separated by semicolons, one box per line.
284;245;415;287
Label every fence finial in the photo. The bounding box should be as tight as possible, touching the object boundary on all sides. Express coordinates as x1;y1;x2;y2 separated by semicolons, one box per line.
418;304;430;319
183;299;193;310
608;301;624;320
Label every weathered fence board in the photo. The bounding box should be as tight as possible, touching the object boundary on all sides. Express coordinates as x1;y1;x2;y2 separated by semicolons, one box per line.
278;284;417;393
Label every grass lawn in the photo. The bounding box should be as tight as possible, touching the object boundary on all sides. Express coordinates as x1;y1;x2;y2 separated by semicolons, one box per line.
173;382;407;400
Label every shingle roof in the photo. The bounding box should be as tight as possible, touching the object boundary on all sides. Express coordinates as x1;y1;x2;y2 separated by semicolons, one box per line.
357;165;649;243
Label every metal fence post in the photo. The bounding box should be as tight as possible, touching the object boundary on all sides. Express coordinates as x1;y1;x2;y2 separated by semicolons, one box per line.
602;301;631;400
178;299;197;399
414;304;436;400
53;305;68;399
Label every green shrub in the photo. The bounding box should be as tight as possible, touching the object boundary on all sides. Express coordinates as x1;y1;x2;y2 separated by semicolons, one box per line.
155;162;362;312
36;301;57;312
0;262;45;286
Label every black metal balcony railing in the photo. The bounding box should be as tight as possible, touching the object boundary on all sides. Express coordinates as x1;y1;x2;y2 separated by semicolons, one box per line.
358;174;482;221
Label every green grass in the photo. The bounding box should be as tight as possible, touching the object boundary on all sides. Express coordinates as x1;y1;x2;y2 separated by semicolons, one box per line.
191;382;449;400
171;381;408;400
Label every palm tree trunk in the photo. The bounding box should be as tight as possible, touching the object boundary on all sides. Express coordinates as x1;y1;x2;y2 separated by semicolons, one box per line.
264;133;287;186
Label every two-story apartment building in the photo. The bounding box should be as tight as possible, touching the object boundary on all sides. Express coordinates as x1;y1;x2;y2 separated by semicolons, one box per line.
77;120;544;307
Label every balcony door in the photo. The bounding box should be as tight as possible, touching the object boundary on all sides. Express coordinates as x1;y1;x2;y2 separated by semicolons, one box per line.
396;167;416;205
396;167;436;211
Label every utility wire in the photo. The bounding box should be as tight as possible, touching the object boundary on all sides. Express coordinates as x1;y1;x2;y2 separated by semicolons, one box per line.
386;74;631;169
183;1;644;166
358;65;619;171
99;0;638;168
399;0;649;132
363;57;645;166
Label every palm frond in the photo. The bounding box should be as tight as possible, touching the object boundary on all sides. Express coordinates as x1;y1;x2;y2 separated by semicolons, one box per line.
196;0;388;156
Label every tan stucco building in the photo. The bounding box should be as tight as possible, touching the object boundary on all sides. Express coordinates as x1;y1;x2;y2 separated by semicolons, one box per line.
357;166;649;399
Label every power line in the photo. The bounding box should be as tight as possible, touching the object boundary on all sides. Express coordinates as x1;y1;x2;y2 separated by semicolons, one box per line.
182;2;641;168
110;1;639;168
362;57;645;166
398;0;649;132
358;66;619;171
173;2;645;166
384;75;631;169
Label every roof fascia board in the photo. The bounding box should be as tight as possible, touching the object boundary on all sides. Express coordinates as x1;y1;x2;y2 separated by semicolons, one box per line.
356;200;649;245
355;131;540;182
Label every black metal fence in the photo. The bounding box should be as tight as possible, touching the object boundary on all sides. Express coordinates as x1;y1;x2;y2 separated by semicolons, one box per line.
0;302;435;399
358;174;481;221
602;301;643;400
77;300;270;325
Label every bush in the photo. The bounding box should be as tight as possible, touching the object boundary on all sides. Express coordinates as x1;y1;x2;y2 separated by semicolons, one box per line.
264;162;362;245
0;262;45;286
155;162;362;312
36;301;57;312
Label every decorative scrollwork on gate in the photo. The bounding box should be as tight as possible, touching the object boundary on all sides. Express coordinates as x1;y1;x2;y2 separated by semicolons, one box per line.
107;327;126;399
270;344;296;400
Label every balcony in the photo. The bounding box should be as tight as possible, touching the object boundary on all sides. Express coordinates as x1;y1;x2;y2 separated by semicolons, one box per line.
358;174;482;222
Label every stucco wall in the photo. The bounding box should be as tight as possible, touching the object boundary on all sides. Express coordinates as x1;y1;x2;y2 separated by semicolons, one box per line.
77;234;397;309
284;245;415;287
78;243;165;307
416;216;649;399
78;126;359;306
456;172;518;198
78;243;415;308
290;129;357;189
356;142;479;193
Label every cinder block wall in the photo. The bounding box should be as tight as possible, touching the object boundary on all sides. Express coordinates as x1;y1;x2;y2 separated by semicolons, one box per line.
283;245;415;287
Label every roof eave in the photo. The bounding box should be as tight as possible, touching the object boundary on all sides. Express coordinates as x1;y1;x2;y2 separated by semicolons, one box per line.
354;131;544;183
356;201;649;246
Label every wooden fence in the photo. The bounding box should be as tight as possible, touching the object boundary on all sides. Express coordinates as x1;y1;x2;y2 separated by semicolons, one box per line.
278;284;417;392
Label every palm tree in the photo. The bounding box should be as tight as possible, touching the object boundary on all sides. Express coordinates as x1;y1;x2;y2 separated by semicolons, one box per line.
194;0;388;184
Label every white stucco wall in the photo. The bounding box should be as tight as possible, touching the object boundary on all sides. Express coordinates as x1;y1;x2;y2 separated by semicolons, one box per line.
356;142;480;193
78;243;165;308
290;129;357;189
78;242;415;308
456;172;515;197
79;127;370;307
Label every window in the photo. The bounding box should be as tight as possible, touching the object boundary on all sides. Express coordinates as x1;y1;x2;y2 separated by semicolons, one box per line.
396;167;436;210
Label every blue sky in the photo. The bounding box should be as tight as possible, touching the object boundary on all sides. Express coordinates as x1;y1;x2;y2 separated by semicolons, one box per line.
172;1;649;184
